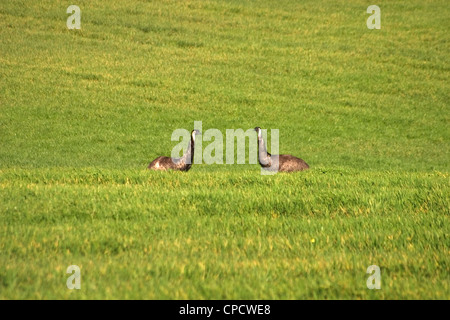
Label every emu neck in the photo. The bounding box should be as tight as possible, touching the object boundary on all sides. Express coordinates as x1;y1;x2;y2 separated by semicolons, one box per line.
183;136;195;164
257;136;271;166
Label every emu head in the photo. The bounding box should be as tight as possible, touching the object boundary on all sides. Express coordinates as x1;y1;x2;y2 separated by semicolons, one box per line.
191;129;201;141
254;127;262;139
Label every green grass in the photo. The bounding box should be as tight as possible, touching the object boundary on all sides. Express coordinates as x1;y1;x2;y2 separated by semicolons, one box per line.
0;0;449;299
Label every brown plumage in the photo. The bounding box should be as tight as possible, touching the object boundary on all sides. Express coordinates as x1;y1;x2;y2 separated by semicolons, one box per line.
254;127;309;172
148;130;200;171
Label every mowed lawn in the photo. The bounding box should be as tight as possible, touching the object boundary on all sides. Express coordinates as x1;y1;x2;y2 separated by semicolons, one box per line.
0;0;449;299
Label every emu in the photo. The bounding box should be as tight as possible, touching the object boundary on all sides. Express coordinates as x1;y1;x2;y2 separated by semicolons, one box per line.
148;130;201;171
254;127;309;172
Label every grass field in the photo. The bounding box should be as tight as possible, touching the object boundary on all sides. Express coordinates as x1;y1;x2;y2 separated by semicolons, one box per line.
0;0;449;299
